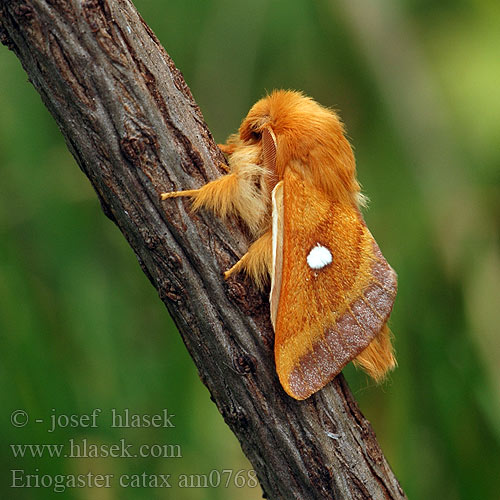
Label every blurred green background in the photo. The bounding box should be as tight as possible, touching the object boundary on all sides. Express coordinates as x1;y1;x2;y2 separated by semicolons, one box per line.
1;0;499;498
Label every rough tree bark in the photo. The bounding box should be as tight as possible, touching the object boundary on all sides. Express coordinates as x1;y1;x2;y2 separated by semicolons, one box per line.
0;1;407;498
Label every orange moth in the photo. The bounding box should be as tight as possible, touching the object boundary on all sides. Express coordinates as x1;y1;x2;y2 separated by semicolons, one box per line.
161;90;397;400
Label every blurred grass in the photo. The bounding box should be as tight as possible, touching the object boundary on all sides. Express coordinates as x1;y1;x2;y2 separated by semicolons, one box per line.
1;0;499;498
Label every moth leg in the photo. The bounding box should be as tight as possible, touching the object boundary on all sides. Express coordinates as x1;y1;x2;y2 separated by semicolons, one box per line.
218;143;238;156
161;173;239;217
217;145;234;174
353;323;396;382
161;189;200;200
224;230;272;290
219;162;230;173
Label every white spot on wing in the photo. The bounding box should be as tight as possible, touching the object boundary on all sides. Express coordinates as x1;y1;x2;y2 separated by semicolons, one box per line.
307;244;332;270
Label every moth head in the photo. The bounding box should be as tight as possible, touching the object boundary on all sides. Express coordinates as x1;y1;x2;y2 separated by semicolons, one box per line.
239;90;359;203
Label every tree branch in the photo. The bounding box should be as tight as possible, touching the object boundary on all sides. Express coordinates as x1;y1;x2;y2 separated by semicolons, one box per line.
0;1;406;498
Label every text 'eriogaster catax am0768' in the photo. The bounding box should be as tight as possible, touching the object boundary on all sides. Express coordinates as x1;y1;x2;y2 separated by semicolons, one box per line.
161;90;397;400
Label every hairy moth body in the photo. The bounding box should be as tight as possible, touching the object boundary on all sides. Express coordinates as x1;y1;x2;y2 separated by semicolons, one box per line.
162;90;397;399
